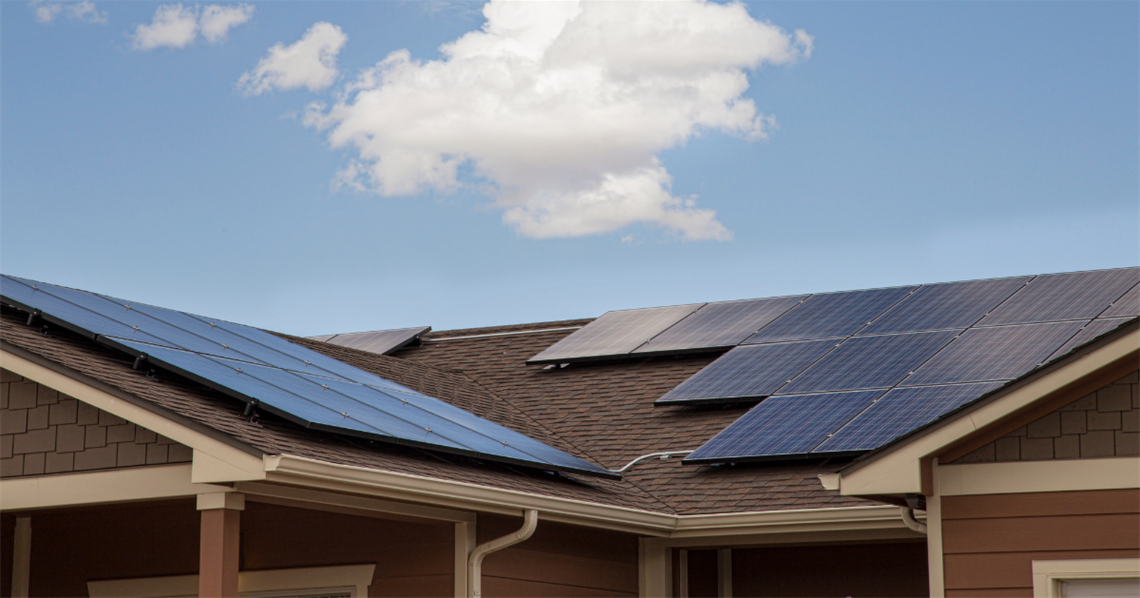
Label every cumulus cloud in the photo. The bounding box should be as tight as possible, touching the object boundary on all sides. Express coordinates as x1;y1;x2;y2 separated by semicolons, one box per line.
238;22;348;95
304;0;813;240
131;3;252;51
31;0;107;24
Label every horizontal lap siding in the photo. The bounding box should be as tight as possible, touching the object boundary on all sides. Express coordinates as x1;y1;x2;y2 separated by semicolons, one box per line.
941;489;1140;594
477;514;638;597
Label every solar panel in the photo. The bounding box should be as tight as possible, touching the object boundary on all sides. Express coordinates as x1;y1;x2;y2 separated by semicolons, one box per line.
1047;317;1135;361
1100;283;1140;318
860;276;1030;335
812;382;1006;454
978;268;1139;326
315;327;431;355
655;339;838;405
632;295;807;355
743;286;917;344
901;321;1087;386
777;330;960;395
1;275;615;478
527;303;703;364
684;390;885;463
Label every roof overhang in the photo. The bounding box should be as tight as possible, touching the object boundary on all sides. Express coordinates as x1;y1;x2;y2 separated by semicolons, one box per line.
832;322;1139;498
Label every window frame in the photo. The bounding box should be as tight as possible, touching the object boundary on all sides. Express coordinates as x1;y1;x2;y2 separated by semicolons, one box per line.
1032;558;1140;598
86;564;376;598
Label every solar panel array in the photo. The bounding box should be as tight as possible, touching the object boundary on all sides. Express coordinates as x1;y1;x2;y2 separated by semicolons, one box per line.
527;303;703;363
0;275;615;479
647;268;1138;464
310;327;431;355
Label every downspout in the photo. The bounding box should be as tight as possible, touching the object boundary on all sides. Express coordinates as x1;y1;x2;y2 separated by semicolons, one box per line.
901;507;928;534
468;509;538;597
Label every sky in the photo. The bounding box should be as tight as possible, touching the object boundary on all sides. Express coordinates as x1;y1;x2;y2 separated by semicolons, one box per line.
2;1;1137;336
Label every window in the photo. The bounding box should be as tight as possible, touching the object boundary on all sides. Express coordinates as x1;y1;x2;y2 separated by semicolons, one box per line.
1033;559;1140;598
86;564;376;598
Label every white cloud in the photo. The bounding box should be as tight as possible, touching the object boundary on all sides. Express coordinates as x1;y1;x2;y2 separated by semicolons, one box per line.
238;23;348;95
199;4;254;43
303;0;812;240
30;0;107;24
131;3;253;51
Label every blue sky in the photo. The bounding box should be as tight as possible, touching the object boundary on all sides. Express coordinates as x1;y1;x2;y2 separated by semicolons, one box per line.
3;1;1137;336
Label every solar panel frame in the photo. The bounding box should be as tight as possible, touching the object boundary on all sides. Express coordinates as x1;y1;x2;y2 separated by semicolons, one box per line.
684;390;886;463
4;275;617;478
317;326;432;355
859;276;1031;335
901;320;1087;387
777;330;961;395
812;382;1006;454
1100;283;1140;318
978;268;1139;326
527;303;704;364
1046;317;1136;362
743;286;917;344
655;339;840;405
632;295;807;355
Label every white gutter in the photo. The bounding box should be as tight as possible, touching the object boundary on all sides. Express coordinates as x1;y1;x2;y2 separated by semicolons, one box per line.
468;509;538;597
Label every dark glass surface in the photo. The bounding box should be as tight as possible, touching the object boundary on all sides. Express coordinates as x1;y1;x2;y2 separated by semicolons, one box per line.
685;390;884;461
901;321;1087;386
1047;318;1135;361
1100;283;1140;318
744;286;917;344
860;277;1030;335
778;330;960;395
979;268;1139;326
813;382;1005;453
529;303;703;363
634;295;806;354
320;327;431;355
656;339;839;404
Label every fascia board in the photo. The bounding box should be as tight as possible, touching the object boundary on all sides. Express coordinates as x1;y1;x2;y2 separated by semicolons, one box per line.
837;327;1139;497
0;463;228;511
1;345;266;482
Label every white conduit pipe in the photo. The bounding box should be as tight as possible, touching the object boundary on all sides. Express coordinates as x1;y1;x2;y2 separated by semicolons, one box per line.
468;509;538;597
901;507;928;534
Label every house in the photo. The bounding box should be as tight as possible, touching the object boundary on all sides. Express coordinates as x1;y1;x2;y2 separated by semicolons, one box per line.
1;269;1137;598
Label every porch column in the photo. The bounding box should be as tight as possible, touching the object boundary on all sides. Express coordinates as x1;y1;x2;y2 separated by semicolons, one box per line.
197;492;244;598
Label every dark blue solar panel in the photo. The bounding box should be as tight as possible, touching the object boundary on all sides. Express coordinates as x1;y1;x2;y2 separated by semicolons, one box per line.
684;391;885;462
743;286;917;344
317;327;432;355
860;277;1030;335
3;275;613;478
902;321;1087;386
1100;283;1140;318
778;330;960;395
528;303;703;363
656;339;838;404
812;382;1005;453
979;268;1139;326
1047;317;1135;361
633;296;806;354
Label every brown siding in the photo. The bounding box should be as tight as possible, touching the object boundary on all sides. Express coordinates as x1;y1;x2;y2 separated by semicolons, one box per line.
477;514;639;597
0;368;192;478
941;489;1140;596
728;542;929;598
953;371;1139;463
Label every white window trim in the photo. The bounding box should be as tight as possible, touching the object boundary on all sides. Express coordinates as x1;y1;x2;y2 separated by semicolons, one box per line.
1032;558;1140;598
86;564;376;598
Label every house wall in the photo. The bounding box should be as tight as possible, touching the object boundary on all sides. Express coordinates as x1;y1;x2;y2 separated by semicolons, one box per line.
0;368;192;477
952;371;1138;463
477;514;639;597
674;543;927;598
940;489;1140;597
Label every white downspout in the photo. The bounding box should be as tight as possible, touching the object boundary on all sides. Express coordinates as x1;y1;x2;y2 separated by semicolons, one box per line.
901;507;928;534
468;509;538;598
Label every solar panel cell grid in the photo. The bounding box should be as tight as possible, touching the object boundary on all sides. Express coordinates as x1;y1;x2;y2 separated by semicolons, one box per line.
901;320;1087;387
655;339;839;404
1047;318;1135;361
859;277;1030;335
684;390;885;462
633;296;806;354
321;327;431;355
812;382;1005;453
1100;283;1140;318
528;303;703;363
777;330;960;395
744;286;917;344
979;268;1139;326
